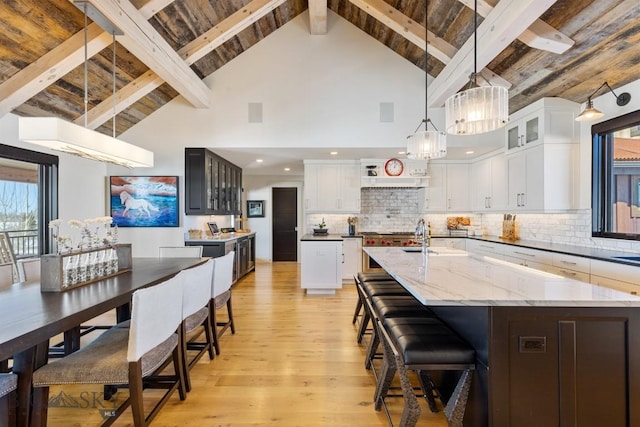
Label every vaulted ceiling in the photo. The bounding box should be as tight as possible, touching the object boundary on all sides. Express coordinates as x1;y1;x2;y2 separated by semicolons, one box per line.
0;0;638;140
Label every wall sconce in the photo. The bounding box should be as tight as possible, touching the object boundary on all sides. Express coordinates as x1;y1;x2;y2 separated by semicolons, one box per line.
575;82;631;122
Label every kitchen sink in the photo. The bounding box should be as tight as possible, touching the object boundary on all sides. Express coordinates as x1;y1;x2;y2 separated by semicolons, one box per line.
613;256;640;262
402;247;427;253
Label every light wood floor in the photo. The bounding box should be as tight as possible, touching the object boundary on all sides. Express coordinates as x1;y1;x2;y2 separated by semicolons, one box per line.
45;261;448;426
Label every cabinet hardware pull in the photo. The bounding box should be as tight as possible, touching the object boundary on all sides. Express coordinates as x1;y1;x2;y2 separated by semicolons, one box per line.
559;270;576;276
514;251;534;257
560;260;577;265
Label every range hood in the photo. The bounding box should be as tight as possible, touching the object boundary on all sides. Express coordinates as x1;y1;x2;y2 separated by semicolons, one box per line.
360;176;429;188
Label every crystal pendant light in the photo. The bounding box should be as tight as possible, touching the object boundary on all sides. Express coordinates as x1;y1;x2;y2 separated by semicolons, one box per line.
445;0;508;135
406;0;446;160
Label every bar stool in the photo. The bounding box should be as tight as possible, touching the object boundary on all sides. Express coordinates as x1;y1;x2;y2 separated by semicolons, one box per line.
0;373;17;427
375;317;475;427
355;279;409;343
352;271;395;324
364;295;435;370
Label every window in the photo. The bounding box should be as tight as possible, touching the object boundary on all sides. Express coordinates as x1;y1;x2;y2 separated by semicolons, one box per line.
592;110;640;240
0;144;58;256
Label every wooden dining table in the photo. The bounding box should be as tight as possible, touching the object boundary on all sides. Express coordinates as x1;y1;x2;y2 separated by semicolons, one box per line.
0;257;206;427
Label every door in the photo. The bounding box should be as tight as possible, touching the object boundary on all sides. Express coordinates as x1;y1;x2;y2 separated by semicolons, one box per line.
272;187;298;261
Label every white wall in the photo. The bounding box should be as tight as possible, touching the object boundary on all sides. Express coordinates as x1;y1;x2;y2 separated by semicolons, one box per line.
242;176;304;261
119;10;427;256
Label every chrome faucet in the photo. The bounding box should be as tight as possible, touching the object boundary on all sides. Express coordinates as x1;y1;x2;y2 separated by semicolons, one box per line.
415;218;431;249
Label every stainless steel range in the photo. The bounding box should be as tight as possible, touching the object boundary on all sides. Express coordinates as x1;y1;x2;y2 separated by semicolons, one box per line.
361;231;419;247
361;232;420;270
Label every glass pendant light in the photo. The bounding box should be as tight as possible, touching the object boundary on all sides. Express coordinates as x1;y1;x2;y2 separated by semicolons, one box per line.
445;0;508;135
406;0;446;160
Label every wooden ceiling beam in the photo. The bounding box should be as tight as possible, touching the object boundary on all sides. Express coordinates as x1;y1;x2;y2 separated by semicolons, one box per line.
83;0;210;108
348;0;510;88
179;0;287;65
81;0;286;129
456;0;574;54
0;23;111;118
0;0;173;118
429;0;558;107
309;0;328;35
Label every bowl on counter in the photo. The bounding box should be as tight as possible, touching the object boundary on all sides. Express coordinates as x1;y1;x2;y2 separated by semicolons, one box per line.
313;228;328;235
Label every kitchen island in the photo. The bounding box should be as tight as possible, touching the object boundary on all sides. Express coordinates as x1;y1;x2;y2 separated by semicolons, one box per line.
364;246;640;427
300;234;344;294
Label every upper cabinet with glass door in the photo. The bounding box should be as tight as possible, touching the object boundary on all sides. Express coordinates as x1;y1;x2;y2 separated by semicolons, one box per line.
505;97;580;152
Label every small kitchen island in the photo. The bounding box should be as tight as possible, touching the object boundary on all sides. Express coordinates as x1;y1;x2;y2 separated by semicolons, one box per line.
364;246;640;427
300;233;345;294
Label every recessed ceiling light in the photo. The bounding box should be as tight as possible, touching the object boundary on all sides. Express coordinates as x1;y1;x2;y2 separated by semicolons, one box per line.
284;167;290;171
398;151;406;155
330;151;338;155
256;159;263;163
466;151;475;155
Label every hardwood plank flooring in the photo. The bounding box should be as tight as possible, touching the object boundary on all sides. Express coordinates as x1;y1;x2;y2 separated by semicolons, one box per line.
45;261;448;426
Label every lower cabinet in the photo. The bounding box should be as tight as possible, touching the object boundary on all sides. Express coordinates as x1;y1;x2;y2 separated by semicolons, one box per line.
431;237;466;250
301;240;343;294
186;234;255;283
342;237;362;282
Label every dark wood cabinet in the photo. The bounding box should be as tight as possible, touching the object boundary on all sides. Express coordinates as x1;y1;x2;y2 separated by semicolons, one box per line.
185;148;242;215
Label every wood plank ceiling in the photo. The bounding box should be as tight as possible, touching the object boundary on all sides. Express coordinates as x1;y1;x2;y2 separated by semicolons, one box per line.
0;0;638;137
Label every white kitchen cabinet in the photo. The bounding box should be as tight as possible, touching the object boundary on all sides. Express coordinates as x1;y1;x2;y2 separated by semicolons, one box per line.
304;161;360;213
471;154;507;211
505;97;579;153
422;163;469;212
430;238;466;250
342;237;362;282
301;240;343;294
503;245;553;268
589;258;640;296
465;239;505;259
506;144;578;211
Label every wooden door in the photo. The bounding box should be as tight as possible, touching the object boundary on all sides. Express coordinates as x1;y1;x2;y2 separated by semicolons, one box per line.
272;187;297;261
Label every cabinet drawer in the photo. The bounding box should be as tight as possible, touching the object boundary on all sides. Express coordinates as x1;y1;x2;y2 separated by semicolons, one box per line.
552;253;590;273
546;265;590;283
590;274;640;296
504;246;553;265
590;259;640;286
466;239;505;258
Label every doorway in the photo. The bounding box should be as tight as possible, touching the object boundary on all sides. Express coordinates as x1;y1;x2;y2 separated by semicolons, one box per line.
272;187;297;261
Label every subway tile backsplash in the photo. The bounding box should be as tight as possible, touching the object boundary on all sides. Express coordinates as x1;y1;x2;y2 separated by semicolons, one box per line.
305;188;640;254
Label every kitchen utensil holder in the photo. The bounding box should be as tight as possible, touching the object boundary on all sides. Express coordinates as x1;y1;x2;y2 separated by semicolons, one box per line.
501;220;519;241
40;244;132;292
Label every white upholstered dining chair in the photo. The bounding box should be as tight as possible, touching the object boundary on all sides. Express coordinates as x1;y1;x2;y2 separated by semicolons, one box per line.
211;251;236;355
16;257;40;282
32;274;187;426
176;259;215;392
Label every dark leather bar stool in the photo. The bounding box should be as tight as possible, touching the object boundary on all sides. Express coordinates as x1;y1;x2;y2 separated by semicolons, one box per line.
375;317;475;427
352;272;397;325
364;295;436;370
357;271;393;282
355;280;409;342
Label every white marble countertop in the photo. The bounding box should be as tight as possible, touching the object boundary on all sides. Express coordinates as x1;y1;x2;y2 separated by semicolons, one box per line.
364;247;640;307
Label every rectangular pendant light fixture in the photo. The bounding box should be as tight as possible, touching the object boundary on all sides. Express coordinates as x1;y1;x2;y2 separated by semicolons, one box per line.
19;117;154;168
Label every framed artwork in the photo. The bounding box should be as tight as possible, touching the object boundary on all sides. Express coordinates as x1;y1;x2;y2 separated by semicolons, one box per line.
109;176;179;227
247;200;265;218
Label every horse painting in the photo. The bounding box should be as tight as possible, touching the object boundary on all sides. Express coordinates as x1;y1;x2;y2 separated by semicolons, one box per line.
119;191;159;217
